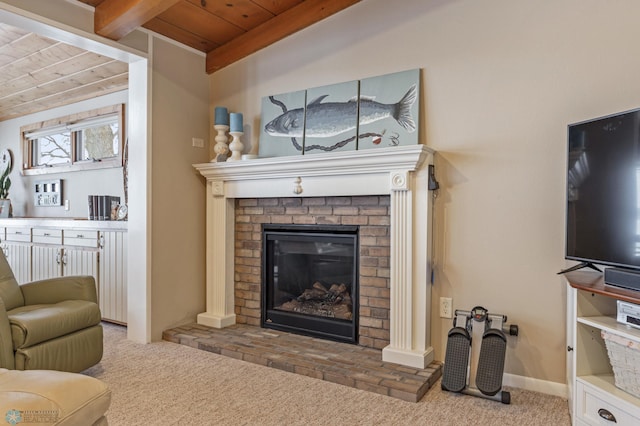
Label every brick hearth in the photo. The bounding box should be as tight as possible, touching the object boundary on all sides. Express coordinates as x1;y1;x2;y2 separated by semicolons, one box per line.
163;323;442;402
162;195;445;402
234;195;391;349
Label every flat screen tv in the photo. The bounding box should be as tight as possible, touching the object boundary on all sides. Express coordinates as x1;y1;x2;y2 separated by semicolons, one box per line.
564;107;640;276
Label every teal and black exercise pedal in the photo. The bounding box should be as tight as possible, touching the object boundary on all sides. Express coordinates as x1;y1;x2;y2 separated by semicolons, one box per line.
441;306;519;404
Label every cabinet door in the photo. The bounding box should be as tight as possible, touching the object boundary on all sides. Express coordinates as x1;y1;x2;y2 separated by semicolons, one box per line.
99;231;127;324
33;246;98;281
31;245;62;280
2;243;31;283
62;247;98;279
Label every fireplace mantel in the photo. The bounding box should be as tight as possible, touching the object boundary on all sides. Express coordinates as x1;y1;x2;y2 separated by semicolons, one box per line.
194;145;435;369
195;145;431;179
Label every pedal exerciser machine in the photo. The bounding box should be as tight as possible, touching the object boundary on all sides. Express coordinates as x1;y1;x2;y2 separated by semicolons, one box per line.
441;306;519;404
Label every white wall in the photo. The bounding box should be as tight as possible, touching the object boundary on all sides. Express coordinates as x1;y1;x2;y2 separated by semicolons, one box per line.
209;0;640;385
0;91;127;218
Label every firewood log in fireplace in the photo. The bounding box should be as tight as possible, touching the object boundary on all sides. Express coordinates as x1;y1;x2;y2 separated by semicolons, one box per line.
277;281;352;320
297;282;349;303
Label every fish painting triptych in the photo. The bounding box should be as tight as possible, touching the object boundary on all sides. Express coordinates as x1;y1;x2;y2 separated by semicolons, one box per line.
259;69;420;158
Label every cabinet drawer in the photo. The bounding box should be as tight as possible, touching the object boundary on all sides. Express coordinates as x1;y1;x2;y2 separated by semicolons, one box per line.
5;227;31;242
32;228;62;245
577;380;640;425
63;230;99;248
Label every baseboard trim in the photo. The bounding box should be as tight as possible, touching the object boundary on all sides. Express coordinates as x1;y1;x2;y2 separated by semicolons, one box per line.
503;373;568;398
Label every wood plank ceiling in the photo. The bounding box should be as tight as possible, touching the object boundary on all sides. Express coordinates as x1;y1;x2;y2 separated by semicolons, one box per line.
0;23;128;122
78;0;361;73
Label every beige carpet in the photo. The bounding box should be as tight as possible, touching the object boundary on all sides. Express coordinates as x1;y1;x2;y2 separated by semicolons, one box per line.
83;323;570;426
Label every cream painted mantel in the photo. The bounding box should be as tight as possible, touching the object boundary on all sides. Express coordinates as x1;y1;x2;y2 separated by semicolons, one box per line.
193;145;435;369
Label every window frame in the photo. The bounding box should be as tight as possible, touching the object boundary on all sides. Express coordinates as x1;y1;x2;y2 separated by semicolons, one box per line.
21;104;125;175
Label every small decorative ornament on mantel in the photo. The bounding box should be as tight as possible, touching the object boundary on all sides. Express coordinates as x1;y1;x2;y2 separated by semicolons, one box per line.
213;106;230;162
0;149;13;218
227;112;244;162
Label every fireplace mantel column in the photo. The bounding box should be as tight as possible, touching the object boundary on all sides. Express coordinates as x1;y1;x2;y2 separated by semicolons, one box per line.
382;169;434;369
197;180;236;328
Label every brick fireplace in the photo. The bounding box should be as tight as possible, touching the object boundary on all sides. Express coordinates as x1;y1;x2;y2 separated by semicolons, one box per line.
235;196;391;348
194;145;435;369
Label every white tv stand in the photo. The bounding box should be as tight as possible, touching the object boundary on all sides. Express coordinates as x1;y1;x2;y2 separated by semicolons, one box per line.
566;271;640;425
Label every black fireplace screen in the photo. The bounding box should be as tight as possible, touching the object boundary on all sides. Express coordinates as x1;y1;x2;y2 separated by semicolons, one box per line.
262;225;358;343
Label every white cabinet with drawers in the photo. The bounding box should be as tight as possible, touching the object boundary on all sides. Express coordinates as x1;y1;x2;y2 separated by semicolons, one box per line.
567;271;640;425
31;228;99;281
0;219;127;324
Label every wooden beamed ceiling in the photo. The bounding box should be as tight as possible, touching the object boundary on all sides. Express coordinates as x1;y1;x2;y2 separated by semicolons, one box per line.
79;0;361;74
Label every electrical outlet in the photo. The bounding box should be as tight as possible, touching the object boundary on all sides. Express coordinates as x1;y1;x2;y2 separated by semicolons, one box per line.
192;137;205;148
440;297;453;319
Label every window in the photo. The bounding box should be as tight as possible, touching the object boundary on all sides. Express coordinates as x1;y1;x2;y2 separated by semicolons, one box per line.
21;104;125;175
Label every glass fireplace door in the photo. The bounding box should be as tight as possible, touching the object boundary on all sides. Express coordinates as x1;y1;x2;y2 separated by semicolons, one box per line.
262;225;358;343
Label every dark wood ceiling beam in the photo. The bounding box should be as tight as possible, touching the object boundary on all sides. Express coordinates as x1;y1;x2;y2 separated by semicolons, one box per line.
95;0;182;40
205;0;361;74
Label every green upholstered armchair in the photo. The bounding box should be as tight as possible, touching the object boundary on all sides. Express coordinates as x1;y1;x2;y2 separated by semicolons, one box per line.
0;250;103;372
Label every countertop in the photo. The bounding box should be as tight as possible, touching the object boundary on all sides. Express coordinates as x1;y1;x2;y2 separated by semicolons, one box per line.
0;218;128;230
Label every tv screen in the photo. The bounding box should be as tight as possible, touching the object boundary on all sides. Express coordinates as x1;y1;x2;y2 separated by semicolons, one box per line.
566;108;640;271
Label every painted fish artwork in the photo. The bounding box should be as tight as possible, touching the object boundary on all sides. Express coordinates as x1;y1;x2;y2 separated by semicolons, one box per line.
258;69;421;158
259;89;307;158
265;86;416;138
358;68;420;149
302;80;359;154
